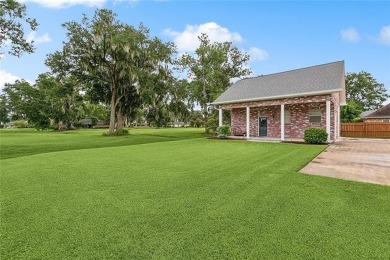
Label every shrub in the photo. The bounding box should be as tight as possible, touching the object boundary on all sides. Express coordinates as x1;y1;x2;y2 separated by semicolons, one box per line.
206;117;218;136
13;120;29;128
352;117;363;122
73;121;83;128
194;118;204;128
103;128;130;136
304;128;328;144
217;125;231;138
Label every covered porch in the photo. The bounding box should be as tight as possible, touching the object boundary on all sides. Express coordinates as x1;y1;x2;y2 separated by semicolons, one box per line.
218;95;340;142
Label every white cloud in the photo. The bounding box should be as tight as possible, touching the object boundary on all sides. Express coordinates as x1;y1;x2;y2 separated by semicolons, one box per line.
26;32;52;44
114;0;139;7
340;28;360;42
248;47;269;61
377;25;390;46
0;70;21;91
20;0;106;8
163;22;243;52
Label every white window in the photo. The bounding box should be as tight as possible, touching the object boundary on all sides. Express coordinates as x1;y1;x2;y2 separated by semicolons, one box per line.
309;109;321;123
284;110;291;124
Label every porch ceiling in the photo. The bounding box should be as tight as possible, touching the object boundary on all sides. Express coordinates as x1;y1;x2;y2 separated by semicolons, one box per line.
219;95;330;110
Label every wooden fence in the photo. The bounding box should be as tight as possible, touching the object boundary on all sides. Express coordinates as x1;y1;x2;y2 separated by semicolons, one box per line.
341;122;390;138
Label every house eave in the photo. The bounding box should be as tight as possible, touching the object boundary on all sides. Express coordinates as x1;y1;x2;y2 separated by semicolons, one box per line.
212;89;342;105
364;116;390;119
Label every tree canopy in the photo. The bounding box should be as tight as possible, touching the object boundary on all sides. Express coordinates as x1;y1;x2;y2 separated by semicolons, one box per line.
0;0;38;58
345;71;389;111
1;74;84;129
179;33;251;128
46;9;175;134
340;100;363;123
1;8;255;132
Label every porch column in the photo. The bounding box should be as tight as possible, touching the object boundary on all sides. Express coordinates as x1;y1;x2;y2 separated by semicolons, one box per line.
246;107;250;139
280;104;285;141
337;105;341;138
334;106;337;140
218;108;223;127
326;100;331;142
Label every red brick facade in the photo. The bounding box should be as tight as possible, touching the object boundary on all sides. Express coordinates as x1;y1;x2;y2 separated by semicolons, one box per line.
220;94;341;141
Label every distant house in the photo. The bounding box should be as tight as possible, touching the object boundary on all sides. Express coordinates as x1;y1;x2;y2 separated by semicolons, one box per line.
80;119;93;128
212;61;346;142
360;104;390;122
167;122;189;127
359;110;376;119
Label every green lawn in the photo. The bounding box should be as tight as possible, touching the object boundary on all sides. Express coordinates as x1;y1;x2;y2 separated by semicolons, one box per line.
0;127;204;160
1;128;389;259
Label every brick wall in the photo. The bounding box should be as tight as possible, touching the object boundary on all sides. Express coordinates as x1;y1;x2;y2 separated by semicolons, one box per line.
227;94;341;140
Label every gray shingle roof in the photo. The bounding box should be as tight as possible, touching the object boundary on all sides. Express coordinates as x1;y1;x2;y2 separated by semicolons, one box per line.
212;61;345;104
360;110;376;118
364;104;390;118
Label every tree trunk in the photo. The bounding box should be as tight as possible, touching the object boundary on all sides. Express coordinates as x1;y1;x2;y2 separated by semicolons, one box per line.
202;102;208;131
202;67;208;132
109;90;116;134
116;111;125;132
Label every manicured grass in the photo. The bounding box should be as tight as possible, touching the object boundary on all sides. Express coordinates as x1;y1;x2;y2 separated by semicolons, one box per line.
0;127;204;160
1;129;389;259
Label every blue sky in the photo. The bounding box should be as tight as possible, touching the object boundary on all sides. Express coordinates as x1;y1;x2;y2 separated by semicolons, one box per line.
1;0;390;101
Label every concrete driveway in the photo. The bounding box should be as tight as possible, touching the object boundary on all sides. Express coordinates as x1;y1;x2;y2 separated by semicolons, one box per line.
301;138;390;186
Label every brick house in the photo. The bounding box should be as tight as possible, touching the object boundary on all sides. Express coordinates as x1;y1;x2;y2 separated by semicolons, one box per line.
360;104;390;122
212;61;346;142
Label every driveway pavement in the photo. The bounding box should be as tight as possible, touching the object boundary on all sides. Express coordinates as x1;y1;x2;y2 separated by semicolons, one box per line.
301;138;390;186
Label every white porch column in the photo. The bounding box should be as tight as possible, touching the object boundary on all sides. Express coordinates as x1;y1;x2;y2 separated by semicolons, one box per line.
218;108;223;127
246;107;250;139
334;106;337;141
326;100;331;142
337;105;341;138
280;104;285;141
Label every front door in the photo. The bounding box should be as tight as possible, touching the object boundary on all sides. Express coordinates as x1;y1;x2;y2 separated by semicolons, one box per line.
259;117;267;137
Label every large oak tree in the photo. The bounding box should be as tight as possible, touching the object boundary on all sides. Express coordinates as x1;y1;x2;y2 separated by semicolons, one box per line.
46;9;174;134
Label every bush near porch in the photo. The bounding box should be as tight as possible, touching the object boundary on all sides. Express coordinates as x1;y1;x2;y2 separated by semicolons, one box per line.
304;128;328;144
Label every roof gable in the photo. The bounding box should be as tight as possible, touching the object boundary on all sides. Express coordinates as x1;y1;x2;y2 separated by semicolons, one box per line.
213;61;345;104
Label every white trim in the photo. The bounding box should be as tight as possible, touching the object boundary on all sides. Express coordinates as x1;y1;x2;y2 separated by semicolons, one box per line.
326;100;331;142
280;104;285;141
334;105;337;140
218;109;222;127
212;89;342;105
246;107;250;139
338;105;341;138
